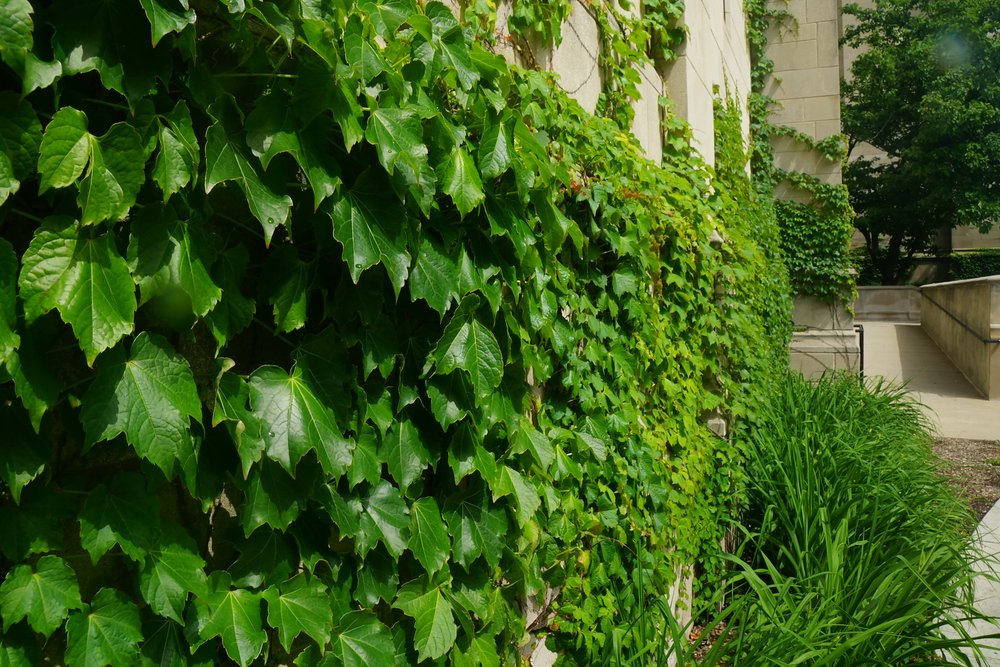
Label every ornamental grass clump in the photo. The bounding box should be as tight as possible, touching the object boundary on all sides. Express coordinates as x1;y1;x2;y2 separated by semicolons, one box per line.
689;372;999;665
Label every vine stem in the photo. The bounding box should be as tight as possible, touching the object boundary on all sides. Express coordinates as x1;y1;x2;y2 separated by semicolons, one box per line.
11;209;45;224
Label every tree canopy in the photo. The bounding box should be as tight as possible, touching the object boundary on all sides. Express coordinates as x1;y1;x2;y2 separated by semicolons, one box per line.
843;0;1000;284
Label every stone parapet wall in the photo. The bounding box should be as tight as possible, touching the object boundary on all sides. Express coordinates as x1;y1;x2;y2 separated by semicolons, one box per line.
854;286;921;323
920;277;1000;399
790;296;861;378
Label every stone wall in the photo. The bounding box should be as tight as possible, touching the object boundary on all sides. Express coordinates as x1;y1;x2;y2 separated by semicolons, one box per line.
920;278;1000;399
765;0;843;200
789;295;861;378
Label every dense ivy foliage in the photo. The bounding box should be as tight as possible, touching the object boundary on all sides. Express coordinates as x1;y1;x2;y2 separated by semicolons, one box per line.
948;249;1000;282
744;0;855;304
0;0;788;664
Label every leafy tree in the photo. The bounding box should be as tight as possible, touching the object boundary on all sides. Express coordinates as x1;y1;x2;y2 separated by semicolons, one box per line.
842;0;1000;284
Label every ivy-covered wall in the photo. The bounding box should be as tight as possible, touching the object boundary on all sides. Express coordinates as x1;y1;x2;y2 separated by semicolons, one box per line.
0;1;790;665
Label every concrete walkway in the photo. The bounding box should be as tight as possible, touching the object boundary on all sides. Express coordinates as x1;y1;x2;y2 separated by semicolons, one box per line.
860;322;1000;664
860;322;1000;441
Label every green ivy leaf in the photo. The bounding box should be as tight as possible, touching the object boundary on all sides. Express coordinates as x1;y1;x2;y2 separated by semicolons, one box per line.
365;107;430;189
36;107;90;194
19;217;136;364
329;611;395;667
513;418;554;469
5;317;62;431
353;549;398;607
0;403;45;504
0;626;37;667
151;101;199;202
262;573;332;651
495;466;540;527
444;490;507;569
228;530;295;590
0;153;17;206
246;93;341;210
203;246;255;351
189;573;265;667
79;473;159;564
440;146;484;217
0;0;33;73
357;480;409;558
408;497;450;574
127;206;222;318
213;370;265;477
429;295;503;401
261;245;309;333
81;333;201;478
77;122;145;225
393;578;457;662
139;0;196;46
64;588;143;667
409;235;459;315
140;529;209;624
205;119;292;245
248;365;352;477
142;619;213;667
430;7;480;91
0;239;20;364
0;555;84;636
426;372;475;430
240;460;302;535
380;417;433;491
347;425;381;489
359;0;413;38
477;122;512;179
0;91;42;183
329;169;412;295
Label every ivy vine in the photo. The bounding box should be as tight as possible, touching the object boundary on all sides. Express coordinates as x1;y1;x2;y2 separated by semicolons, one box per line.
0;1;787;665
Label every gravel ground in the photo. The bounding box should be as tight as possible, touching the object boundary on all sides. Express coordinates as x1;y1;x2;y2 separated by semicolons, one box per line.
933;437;1000;521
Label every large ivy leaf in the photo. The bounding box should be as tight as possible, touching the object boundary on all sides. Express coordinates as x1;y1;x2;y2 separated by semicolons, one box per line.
19;217;136;364
477;121;512;180
205;118;292;245
408;498;450;574
36;108;90;194
141;619;214;667
409;235;459;315
246;93;341;210
49;0;167;100
151;101;199;202
0;239;20;365
430;6;479;91
0;153;16;206
260;245;309;333
441;146;484;217
203;247;255;351
495;466;540;527
0;626;38;667
0;0;32;73
0;555;83;636
262;573;332;651
80;333;201;478
140;527;208;623
64;588;142;667
347;425;381;489
77;122;145;224
393;579;457;662
329;611;395;667
0;91;42;185
79;473;160;563
365;107;430;190
188;573;265;667
352;549;398;607
329;169;411;295
248;365;352;477
139;0;196;46
380;417;432;491
127;206;222;318
0;403;45;504
240;460;302;535
444;490;508;569
357;480;409;558
429;295;503;401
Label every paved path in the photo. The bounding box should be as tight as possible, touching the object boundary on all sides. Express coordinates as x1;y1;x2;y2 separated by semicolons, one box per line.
859;322;1000;441
860;322;1000;664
